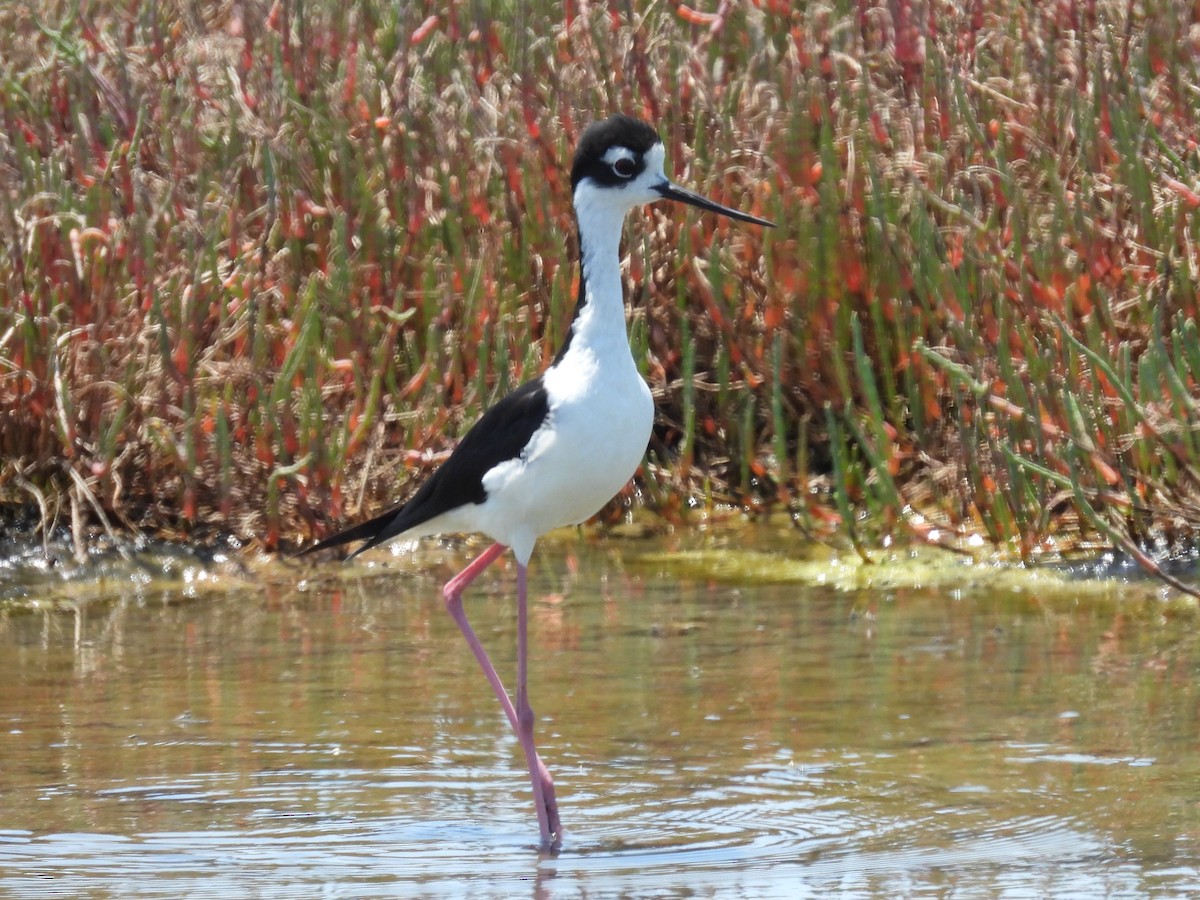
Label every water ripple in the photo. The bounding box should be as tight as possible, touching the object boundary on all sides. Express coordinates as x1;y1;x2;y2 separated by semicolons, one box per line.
0;748;1174;899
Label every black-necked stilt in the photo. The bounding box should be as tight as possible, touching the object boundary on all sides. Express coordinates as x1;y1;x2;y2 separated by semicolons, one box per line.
306;114;772;849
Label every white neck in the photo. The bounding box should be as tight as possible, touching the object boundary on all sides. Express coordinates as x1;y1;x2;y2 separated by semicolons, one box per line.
559;186;635;361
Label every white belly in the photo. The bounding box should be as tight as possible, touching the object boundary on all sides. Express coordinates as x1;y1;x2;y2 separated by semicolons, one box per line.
475;352;653;563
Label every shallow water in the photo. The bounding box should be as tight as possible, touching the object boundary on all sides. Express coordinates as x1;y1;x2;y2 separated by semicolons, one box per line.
2;529;1200;897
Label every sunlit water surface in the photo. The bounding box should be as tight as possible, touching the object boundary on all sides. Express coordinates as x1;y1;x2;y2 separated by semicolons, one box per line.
2;529;1200;897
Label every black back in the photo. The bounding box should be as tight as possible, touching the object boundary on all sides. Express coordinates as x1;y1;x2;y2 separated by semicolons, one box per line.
304;378;551;558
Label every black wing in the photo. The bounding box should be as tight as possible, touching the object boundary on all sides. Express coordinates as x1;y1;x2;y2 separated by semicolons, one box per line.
302;378;551;559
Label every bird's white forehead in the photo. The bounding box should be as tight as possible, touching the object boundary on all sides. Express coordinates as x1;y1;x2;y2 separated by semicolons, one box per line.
644;142;666;176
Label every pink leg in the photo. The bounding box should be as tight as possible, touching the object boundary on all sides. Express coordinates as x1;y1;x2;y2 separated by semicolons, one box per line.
515;562;560;841
442;543;560;849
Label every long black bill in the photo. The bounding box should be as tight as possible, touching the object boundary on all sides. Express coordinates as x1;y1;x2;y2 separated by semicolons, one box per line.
653;179;774;228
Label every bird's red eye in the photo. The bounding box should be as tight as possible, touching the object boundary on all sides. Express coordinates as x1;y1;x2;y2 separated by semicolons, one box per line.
613;157;636;178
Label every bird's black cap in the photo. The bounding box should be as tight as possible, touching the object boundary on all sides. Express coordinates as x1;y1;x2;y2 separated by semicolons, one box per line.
570;114;662;191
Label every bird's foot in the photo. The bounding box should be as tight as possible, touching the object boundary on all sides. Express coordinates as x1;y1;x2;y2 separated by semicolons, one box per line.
532;755;561;850
541;775;560;847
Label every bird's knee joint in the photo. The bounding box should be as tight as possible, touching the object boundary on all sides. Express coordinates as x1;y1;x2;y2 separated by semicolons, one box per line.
518;703;536;734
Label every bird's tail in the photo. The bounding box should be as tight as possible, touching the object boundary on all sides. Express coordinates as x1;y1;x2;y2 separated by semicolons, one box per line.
299;503;405;559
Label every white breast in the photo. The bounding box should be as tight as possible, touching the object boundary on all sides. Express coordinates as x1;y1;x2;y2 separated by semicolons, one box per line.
476;343;653;564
